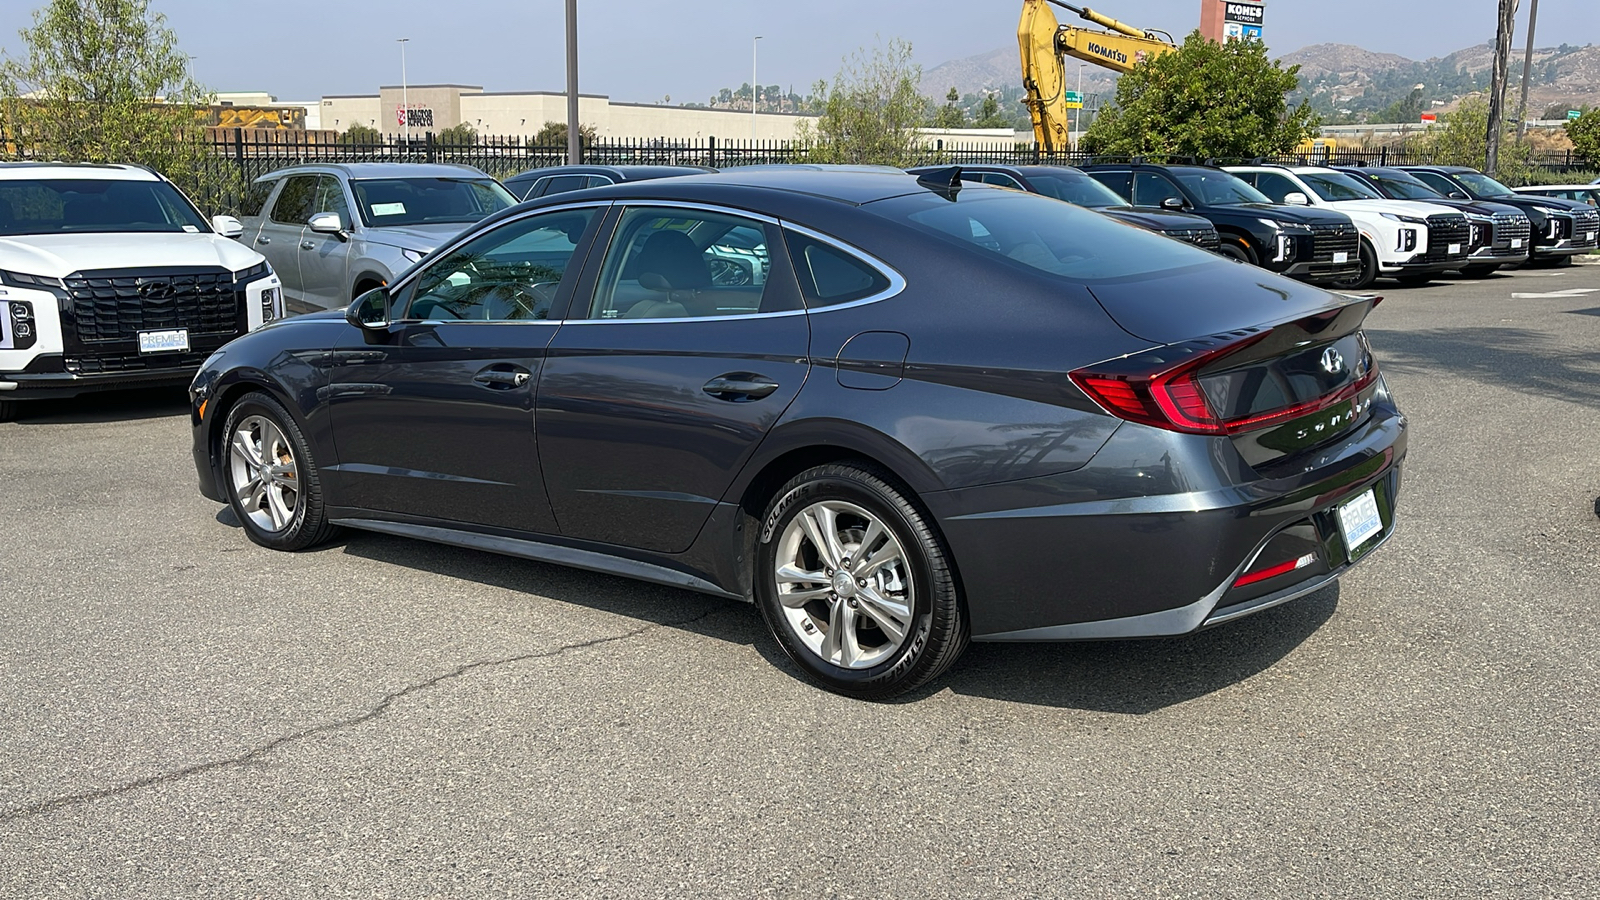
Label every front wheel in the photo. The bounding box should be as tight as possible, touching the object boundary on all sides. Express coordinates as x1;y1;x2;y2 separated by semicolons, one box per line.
755;463;967;700
1331;241;1378;291
1215;240;1255;266
221;392;338;551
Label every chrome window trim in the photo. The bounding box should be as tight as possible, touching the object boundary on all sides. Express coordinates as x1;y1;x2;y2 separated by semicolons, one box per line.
780;222;907;314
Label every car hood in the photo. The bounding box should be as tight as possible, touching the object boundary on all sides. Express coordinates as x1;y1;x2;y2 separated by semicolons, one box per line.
1211;203;1351;226
1098;207;1214;232
1324;198;1461;219
0;232;265;278
359;222;474;251
1085;255;1351;345
1419;198;1528;219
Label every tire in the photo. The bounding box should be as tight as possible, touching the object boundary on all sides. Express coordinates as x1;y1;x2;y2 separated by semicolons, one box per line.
755;463;967;701
220;392;339;551
1460;264;1499;278
0;399;17;422
1215;240;1255;266
1331;241;1378;291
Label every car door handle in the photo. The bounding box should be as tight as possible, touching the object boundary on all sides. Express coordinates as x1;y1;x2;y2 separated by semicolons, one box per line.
473;369;530;389
703;374;779;400
255;236;270;245
300;240;316;250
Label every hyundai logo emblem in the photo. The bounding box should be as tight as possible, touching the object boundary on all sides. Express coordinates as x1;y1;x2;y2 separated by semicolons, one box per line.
136;279;172;300
1320;347;1345;375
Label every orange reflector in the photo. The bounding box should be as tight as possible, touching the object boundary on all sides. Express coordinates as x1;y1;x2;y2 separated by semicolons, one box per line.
198;398;208;420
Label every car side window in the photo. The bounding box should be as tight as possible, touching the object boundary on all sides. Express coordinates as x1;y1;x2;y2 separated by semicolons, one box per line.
1253;172;1299;204
980;172;1025;190
1413;172;1458;196
400;207;598;322
1133;172;1185;207
541;175;592;197
314;176;352;229
269;175;318;225
240;179;278;217
1088;171;1132;201
785;231;891;308
585;207;775;320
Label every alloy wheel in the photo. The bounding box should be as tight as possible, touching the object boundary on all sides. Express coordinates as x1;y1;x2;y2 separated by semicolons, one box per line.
227;415;301;533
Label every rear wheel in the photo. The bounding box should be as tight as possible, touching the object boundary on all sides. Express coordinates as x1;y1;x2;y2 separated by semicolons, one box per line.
1215;240;1256;266
756;463;967;700
221;392;338;551
1460;264;1499;278
1331;241;1378;291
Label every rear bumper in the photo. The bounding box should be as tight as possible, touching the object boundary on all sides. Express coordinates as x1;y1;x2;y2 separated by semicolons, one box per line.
926;404;1407;641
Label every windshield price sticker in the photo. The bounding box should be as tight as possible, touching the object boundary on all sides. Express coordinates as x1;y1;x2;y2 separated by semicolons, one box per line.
1338;488;1384;558
138;329;189;354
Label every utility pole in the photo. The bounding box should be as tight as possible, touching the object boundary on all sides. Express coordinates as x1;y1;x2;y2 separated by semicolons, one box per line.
752;36;763;142
398;38;410;148
1486;0;1517;176
1515;0;1540;142
565;0;580;164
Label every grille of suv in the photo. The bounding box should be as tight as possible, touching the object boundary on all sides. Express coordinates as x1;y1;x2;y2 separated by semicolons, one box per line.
63;268;243;343
1309;223;1358;262
1491;213;1531;251
1421;214;1471;262
1575;210;1600;247
1168;228;1220;250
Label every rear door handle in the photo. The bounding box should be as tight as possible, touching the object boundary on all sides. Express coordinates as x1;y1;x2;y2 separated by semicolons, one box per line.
300;240;316;250
703;373;779;400
473;368;531;389
255;236;271;245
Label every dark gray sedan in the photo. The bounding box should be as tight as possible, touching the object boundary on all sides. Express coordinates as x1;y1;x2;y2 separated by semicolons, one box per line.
190;168;1406;699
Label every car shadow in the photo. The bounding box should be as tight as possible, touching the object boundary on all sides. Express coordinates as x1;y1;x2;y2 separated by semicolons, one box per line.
335;529;1335;713
7;387;190;425
1365;325;1600;407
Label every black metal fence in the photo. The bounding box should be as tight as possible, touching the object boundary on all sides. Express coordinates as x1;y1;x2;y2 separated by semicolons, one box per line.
195;129;1597;212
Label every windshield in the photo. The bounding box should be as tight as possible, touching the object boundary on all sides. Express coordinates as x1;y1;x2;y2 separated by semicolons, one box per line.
1455;172;1516;198
1300;171;1384;202
876;189;1215;282
350;177;515;227
0;178;210;236
1365;172;1444;201
1171;170;1271;206
1026;172;1130;208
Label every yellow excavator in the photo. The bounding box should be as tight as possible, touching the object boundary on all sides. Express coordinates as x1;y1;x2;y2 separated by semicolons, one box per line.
1018;0;1177;150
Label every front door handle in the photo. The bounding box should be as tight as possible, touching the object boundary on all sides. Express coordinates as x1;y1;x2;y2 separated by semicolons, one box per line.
473;368;531;389
703;373;779;401
255;236;271;245
300;240;316;250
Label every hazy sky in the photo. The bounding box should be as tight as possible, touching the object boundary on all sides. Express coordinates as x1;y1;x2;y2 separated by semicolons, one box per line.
0;1;1593;104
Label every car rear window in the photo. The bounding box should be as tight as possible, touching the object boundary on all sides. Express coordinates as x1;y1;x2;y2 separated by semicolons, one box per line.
871;188;1215;282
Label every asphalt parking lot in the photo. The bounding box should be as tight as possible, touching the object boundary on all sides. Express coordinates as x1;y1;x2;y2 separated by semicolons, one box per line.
2;260;1597;898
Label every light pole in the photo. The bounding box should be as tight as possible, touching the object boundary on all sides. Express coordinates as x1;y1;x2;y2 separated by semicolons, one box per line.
1073;63;1084;149
397;38;410;148
565;0;580;164
751;35;763;143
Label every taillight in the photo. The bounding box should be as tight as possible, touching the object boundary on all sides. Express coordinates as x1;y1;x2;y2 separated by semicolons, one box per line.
1071;329;1379;436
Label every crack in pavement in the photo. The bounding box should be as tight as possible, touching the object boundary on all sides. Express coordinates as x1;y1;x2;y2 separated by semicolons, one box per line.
0;609;720;824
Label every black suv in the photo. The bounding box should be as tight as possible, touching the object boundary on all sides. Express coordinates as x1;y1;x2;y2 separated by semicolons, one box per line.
908;164;1220;251
501;164;714;201
1399;166;1598;266
1333;166;1531;277
1082;163;1360;284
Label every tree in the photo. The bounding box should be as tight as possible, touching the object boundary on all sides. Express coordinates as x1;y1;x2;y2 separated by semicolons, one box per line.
1421;96;1536;185
933;87;965;129
1567;108;1600;165
794;38;931;166
974;92;1011;129
0;0;219;199
533;120;596;145
339;123;381;145
437;122;477;144
1082;31;1319;159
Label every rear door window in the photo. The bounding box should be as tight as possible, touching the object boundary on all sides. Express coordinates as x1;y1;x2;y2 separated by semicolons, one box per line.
269;175;317;225
240;179;278;217
585;207;787;319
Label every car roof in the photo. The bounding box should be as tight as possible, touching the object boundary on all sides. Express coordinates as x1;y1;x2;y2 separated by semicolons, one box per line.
0;162;161;182
505;168;949;217
1398;165;1474;174
1517;184;1599;190
254;162;490;181
907;163;1092;178
506;164;714;181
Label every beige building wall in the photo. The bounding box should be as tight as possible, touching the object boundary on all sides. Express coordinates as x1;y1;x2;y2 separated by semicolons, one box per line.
318;86;1019;148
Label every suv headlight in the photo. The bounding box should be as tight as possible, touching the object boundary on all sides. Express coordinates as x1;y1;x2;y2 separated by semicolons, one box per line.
1382;213;1427;225
232;261;273;284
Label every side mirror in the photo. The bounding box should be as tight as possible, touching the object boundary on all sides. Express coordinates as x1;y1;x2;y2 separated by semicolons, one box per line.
1448;191;1468;200
346;287;391;332
212;214;244;239
1159;197;1185;211
309;212;348;240
1283;192;1311;206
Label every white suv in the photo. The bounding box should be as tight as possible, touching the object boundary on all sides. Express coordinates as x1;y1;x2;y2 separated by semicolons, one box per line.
0;163;281;421
1225;164;1472;289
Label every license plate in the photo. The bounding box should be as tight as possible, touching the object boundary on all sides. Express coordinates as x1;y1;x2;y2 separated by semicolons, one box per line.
1511;238;1523;248
1332;251;1349;264
138;329;189;354
1447;243;1461;255
1337;488;1384;558
1587;232;1596;243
